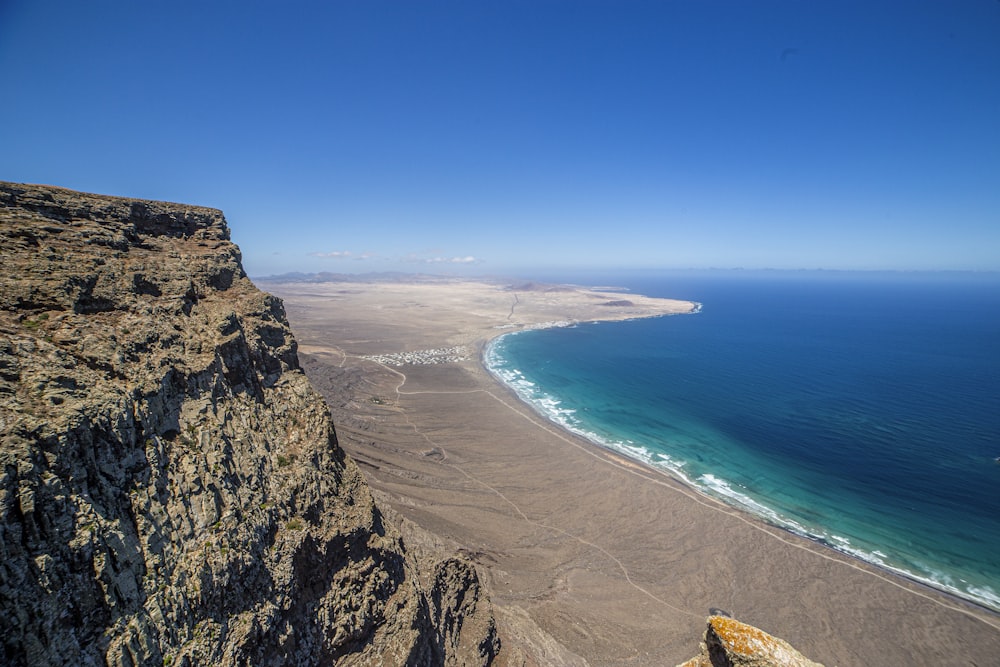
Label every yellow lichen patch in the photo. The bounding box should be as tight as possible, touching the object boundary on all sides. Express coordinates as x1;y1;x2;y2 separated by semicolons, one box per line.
709;615;783;657
704;616;825;667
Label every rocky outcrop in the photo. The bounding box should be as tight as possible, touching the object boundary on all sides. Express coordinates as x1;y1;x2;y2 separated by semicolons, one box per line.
0;182;498;666
677;616;824;667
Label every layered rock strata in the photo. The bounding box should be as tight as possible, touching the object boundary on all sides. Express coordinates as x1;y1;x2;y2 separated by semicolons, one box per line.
0;182;498;666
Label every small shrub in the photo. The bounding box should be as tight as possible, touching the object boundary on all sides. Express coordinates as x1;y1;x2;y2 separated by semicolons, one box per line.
23;313;51;329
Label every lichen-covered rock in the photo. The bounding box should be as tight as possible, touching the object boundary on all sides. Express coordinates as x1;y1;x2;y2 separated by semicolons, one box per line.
677;616;824;667
0;182;497;666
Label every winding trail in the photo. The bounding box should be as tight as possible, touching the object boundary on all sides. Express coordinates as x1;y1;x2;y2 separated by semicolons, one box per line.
507;293;519;321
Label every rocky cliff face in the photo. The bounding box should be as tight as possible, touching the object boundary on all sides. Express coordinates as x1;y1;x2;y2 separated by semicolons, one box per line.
0;182;498;666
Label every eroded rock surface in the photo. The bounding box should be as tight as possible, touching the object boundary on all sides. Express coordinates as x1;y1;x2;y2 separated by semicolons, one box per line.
678;616;824;667
0;182;498;666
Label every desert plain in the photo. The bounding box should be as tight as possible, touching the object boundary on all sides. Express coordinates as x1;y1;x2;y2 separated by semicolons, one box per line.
262;276;1000;666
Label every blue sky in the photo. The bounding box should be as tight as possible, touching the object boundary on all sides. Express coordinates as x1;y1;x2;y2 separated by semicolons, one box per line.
1;1;998;276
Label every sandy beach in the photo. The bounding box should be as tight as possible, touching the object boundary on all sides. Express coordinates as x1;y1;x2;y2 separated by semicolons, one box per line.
263;277;1000;666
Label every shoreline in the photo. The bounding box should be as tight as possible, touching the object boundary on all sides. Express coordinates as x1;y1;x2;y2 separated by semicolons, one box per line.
267;277;1000;665
478;326;1000;621
483;316;1000;618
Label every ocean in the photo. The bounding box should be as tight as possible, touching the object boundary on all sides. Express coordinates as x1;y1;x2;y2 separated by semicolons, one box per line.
484;271;1000;612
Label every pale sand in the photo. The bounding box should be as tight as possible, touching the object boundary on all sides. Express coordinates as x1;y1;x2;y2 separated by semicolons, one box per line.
264;277;1000;666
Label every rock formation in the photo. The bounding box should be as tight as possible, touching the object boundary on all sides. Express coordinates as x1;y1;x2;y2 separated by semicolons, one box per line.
677;616;824;667
0;182;498;666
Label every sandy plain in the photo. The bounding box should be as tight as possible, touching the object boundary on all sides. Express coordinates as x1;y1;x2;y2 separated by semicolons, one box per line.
263;276;1000;666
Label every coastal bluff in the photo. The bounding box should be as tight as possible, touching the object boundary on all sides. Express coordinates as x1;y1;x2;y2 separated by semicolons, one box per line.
1;181;828;666
0;182;498;665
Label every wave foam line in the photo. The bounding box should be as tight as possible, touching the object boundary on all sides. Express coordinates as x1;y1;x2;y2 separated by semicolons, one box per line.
484;333;1000;614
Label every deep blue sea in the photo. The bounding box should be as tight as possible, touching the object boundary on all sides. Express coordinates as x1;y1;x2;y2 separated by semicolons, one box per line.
484;271;1000;611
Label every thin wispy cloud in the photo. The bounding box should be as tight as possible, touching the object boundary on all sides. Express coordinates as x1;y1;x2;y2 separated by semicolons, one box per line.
309;250;354;259
404;252;481;265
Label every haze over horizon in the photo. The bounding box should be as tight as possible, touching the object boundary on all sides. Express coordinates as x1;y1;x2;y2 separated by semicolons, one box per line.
2;1;998;276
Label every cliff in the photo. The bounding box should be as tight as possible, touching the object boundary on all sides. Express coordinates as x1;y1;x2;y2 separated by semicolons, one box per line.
0;182;498;666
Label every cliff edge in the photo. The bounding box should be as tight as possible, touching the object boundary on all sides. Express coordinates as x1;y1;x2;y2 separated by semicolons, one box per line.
0;182;498;666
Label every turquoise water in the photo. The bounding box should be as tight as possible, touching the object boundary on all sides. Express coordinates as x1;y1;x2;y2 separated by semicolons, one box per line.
484;271;1000;611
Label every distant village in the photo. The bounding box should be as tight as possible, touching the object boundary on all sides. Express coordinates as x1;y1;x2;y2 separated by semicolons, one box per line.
362;345;470;366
